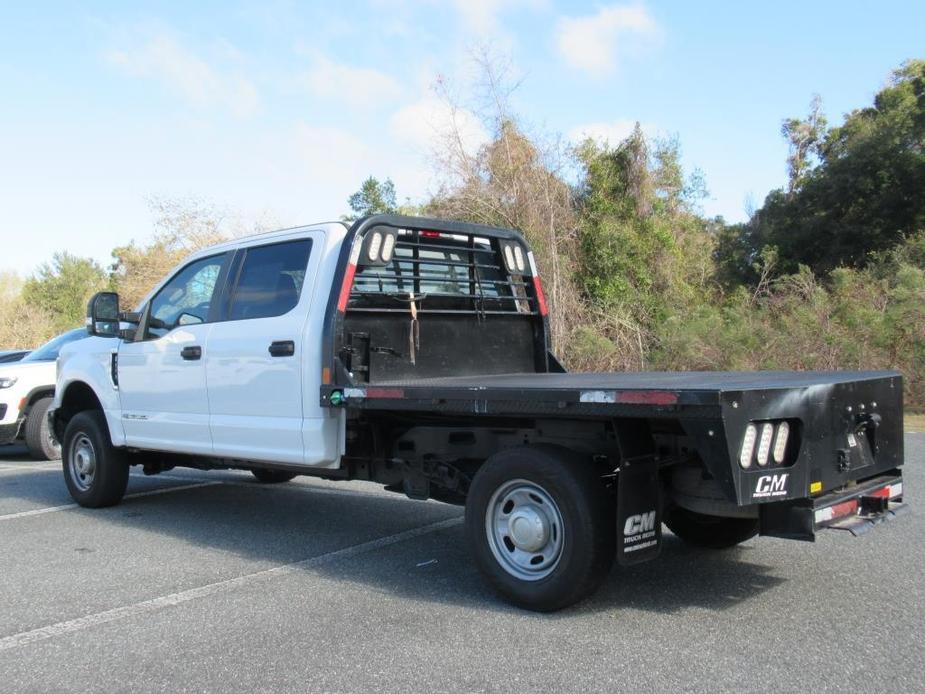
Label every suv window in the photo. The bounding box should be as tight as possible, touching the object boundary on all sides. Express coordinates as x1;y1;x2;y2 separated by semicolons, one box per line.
22;328;87;362
147;254;225;339
228;240;312;321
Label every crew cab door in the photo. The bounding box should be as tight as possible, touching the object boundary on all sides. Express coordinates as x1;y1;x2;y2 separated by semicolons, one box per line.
205;235;318;464
117;252;230;455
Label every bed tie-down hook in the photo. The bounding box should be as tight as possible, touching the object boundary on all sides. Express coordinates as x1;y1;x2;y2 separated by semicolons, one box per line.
387;291;426;365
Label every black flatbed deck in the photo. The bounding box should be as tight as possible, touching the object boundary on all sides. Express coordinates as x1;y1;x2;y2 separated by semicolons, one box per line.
378;370;895;391
326;370;901;420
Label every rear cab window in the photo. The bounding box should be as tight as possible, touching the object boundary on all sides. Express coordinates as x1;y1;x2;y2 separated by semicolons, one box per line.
227;239;313;321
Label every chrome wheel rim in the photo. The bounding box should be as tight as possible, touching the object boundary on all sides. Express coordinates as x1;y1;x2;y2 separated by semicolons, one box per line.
69;434;96;492
485;479;564;581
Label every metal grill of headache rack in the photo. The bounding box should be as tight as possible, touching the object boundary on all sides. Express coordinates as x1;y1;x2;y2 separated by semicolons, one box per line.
347;229;538;316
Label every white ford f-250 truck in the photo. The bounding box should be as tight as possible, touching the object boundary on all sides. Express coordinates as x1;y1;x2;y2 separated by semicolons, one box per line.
52;214;907;611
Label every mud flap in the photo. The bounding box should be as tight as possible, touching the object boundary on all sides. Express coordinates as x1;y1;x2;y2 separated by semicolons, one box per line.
616;456;662;566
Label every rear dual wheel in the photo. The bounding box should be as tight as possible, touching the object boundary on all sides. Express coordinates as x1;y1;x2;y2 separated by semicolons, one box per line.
465;446;615;612
663;506;759;549
251;469;297;484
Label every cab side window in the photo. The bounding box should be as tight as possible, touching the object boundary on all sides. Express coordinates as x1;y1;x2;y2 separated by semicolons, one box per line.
228;240;312;321
146;255;225;339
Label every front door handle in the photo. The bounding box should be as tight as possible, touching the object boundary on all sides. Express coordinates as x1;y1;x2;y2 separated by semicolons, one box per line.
181;345;202;360
268;340;295;357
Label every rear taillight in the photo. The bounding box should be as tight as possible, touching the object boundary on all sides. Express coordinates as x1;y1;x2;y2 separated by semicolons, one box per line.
756;423;774;466
740;424;757;469
773;422;790;463
739;420;795;469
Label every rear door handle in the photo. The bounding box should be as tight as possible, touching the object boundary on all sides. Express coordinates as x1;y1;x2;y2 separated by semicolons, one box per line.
268;340;295;357
180;345;202;361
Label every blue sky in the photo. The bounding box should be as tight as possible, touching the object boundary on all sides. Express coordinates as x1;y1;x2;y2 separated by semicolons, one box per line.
1;1;922;275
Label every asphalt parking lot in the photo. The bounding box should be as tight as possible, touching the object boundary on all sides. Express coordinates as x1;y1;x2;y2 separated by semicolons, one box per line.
0;437;921;693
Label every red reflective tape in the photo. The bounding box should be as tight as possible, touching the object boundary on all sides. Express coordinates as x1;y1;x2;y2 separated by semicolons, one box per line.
868;486;891;499
532;276;549;316
365;387;404;399
421;230;440;238
337;263;357;312
830;499;859;519
615;390;679;406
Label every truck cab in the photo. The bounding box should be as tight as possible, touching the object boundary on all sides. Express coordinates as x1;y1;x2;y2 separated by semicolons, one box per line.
56;223;348;470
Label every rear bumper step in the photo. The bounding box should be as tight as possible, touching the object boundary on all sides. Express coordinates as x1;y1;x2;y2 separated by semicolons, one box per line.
826;501;909;536
760;471;906;541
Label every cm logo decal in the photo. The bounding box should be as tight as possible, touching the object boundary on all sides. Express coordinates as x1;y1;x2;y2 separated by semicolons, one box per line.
754;473;789;498
623;511;656;536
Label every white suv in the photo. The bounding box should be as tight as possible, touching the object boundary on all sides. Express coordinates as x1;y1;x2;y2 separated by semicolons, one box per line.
0;328;88;459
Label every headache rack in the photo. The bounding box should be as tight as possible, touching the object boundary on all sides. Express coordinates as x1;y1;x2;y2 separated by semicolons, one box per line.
346;229;541;317
323;215;554;386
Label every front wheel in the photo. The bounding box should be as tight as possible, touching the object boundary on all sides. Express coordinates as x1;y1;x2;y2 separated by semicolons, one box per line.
62;411;129;508
663;506;759;549
465;446;615;612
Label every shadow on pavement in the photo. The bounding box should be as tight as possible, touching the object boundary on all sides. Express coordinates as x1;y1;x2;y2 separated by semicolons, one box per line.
0;445;32;459
0;459;787;616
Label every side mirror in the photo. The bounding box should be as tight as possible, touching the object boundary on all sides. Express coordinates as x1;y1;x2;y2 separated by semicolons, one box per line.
86;292;120;337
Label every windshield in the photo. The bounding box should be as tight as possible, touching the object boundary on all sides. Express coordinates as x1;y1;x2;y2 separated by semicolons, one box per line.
22;329;88;362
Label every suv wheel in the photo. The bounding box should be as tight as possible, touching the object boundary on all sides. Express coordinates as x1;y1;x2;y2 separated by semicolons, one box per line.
24;397;61;460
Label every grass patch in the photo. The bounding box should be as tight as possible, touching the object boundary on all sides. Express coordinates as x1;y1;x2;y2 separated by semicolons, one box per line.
906;413;925;433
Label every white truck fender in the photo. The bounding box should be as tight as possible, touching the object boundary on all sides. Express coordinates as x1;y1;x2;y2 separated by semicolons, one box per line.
53;337;125;447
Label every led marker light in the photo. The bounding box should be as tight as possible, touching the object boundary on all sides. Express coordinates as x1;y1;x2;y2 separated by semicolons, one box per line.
380;234;396;263
503;245;516;271
513;245;526;272
367;232;383;261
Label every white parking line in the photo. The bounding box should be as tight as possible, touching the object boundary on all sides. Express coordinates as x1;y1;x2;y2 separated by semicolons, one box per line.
0;463;393;500
0;463;60;474
0;516;462;652
0;482;221;522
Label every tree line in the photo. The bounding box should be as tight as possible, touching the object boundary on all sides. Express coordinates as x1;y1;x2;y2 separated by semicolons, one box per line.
2;59;922;407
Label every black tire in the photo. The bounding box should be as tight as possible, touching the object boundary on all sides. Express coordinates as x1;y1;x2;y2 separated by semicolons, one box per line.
62;410;129;508
24;397;61;461
663;505;759;549
465;445;615;612
251;469;297;484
